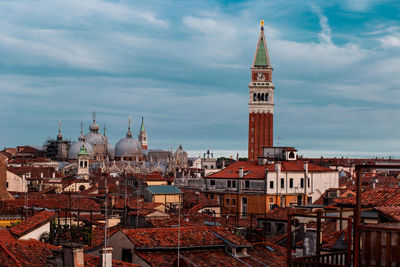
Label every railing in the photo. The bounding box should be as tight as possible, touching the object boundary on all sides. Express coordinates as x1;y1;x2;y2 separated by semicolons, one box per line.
358;225;400;267
289;251;347;267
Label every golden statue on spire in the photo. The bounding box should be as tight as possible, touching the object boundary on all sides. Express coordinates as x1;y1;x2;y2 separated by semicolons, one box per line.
260;20;264;27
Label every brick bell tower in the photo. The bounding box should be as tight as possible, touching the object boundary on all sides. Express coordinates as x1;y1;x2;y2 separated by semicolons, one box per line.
248;20;274;161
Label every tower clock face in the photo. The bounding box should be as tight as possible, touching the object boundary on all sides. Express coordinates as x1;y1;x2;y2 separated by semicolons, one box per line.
252;72;270;82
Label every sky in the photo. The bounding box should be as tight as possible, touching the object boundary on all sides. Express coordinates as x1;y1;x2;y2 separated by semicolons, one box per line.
1;0;400;158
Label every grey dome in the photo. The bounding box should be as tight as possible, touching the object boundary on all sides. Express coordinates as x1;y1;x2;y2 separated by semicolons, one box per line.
85;132;107;146
68;141;94;160
107;143;115;159
115;135;142;158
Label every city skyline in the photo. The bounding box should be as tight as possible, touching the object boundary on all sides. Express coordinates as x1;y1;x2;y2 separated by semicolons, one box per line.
1;0;400;158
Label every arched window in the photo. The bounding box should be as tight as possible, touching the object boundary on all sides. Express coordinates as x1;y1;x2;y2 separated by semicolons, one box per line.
289;151;295;159
261;93;264;101
265;93;269;102
253;93;257;101
257;93;260;101
80;161;83;167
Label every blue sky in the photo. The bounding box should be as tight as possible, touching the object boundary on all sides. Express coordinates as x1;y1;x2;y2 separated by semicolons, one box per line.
1;0;400;158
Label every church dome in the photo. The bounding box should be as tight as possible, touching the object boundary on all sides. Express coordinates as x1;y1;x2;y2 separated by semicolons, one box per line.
85;132;107;146
68;122;95;160
85;112;107;146
107;143;115;159
68;141;94;160
114;122;142;158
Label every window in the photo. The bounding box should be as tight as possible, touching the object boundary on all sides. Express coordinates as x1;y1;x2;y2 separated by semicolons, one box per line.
307;197;312;205
263;222;272;232
228;181;231;187
308;177;310;187
122;249;132;263
226;198;230;205
276;223;285;234
269;181;274;189
300;178;304;188
265;93;269;102
6;182;8;188
232;199;236;206
210;194;214;199
289;178;293;188
232;181;236;188
210;180;215;186
253;93;257;101
288;151;295;159
280;178;284;188
245;181;250;188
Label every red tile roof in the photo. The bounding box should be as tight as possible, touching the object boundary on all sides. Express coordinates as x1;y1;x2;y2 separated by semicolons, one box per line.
0;239;59;267
9;211;55;237
245;241;287;267
8;166;64;180
208;160;335;179
335;187;400;207
136;249;246;267
375;206;400;222
0;229;16;243
122;226;224;249
84;254;139;267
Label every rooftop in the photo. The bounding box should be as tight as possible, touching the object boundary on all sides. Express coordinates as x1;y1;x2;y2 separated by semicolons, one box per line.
146;185;182;195
9;211;55;237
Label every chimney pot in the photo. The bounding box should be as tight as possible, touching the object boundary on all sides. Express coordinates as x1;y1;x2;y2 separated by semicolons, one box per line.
239;168;244;178
99;247;113;267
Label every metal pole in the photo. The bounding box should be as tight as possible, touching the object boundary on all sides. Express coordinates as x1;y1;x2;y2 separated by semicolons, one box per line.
287;213;292;267
316;210;322;256
354;167;362;267
178;206;180;267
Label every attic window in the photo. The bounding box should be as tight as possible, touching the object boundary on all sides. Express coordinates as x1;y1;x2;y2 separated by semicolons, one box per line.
226;171;233;174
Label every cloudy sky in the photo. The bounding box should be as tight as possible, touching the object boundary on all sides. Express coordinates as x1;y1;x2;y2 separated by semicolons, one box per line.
1;0;400;158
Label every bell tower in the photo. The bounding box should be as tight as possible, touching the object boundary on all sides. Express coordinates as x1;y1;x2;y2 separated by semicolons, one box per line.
248;20;274;161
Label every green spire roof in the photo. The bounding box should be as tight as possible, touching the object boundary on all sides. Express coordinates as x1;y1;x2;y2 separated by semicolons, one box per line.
254;36;268;67
78;145;89;156
140;117;146;133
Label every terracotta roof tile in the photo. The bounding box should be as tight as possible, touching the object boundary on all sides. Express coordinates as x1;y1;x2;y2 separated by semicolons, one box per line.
375;206;400;222
335;187;400;207
122;226;224;248
208;160;335;179
9;210;55;237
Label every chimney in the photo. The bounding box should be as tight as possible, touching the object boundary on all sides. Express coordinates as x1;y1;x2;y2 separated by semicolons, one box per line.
275;163;281;172
63;243;84;267
239;168;244;178
99;247;113;267
45;249;63;267
304;162;309;173
258;157;267;166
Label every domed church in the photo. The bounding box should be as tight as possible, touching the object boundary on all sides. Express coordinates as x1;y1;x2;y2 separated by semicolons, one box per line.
114;116;143;161
68;122;95;160
84;112;114;161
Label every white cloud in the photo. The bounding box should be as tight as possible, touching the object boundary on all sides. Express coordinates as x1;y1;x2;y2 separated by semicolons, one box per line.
380;34;400;48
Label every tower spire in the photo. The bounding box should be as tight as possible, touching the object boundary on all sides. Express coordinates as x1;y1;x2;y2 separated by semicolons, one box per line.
57;120;63;140
140;116;146;133
252;20;272;68
138;116;148;150
248;20;275;161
